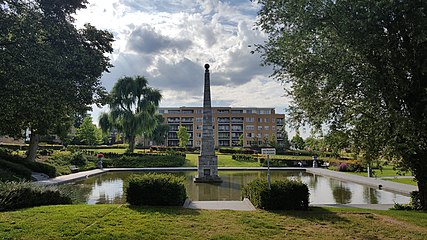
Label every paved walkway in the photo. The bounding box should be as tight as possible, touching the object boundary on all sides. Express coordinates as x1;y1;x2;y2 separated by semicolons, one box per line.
184;198;256;211
306;168;418;195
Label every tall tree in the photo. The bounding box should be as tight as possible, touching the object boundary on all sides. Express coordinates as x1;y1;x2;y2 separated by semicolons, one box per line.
0;0;113;161
99;76;161;153
255;0;427;209
177;126;189;148
291;134;305;150
76;116;102;145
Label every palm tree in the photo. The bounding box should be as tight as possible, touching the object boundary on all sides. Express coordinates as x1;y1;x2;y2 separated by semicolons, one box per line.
99;76;161;153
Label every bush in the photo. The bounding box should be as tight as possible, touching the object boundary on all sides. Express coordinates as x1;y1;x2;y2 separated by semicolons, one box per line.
0;159;32;180
242;178;309;210
0;181;72;211
232;154;255;161
126;173;187;206
70;152;87;166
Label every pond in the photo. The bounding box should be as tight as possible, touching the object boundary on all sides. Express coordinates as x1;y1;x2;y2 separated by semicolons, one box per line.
71;171;410;205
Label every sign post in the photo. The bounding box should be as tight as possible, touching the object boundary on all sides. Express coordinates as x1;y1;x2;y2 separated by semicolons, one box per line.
261;148;276;189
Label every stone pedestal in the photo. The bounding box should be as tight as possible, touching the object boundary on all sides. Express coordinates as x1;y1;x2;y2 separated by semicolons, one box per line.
194;155;222;183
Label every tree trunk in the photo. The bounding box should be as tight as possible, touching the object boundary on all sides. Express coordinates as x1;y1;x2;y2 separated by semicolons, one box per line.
126;135;135;154
417;179;427;211
26;133;40;162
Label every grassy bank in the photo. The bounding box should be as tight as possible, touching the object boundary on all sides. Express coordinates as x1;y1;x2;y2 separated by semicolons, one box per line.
0;205;426;239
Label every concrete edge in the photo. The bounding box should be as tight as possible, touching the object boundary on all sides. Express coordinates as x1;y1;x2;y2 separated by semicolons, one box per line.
243;198;257;210
183;198;192;208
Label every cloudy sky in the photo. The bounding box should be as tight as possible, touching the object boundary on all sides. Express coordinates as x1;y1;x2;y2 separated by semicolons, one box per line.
73;0;305;136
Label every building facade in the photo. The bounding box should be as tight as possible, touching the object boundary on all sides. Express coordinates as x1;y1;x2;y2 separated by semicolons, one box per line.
159;107;285;148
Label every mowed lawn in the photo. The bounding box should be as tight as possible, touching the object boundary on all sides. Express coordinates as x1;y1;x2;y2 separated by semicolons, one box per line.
1;205;426;239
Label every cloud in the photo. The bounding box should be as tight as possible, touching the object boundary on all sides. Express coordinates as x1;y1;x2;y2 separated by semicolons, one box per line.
74;0;296;131
126;25;192;54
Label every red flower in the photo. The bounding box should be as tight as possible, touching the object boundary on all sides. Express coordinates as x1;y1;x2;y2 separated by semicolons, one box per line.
97;153;104;158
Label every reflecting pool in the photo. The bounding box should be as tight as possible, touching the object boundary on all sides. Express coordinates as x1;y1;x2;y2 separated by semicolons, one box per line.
71;171;410;205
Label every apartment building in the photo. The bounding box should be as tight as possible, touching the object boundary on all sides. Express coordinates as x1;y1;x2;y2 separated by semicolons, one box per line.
158;107;285;148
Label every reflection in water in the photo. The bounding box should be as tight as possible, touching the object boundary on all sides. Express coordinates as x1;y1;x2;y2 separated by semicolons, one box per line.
331;180;352;204
72;171;410;205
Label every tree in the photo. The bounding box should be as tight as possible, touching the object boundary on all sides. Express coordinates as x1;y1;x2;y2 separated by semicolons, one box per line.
268;134;277;148
177;126;189;148
0;0;113;161
99;76;161;153
278;126;291;150
148;115;169;145
76;116;102;145
255;0;427;209
238;134;244;147
291;134;305;150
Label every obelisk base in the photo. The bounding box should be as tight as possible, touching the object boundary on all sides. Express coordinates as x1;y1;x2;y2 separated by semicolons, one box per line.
194;155;222;183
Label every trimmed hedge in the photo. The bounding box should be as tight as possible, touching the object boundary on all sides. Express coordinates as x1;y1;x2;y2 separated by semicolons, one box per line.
242;178;309;210
219;148;256;154
0;181;72;211
259;158;324;167
126;173;187;206
105;155;186;168
232;154;255;161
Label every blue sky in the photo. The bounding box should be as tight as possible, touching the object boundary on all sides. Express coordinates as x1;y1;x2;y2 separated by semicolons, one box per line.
73;0;309;137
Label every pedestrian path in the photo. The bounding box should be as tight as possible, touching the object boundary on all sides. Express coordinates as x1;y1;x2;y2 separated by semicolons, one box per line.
184;198;256;211
306;168;418;195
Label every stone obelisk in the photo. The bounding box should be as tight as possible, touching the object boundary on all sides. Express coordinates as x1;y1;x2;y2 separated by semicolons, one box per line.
194;64;222;183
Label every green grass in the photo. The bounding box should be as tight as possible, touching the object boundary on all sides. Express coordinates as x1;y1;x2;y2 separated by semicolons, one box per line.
345;165;412;178
1;205;426;239
385;178;417;186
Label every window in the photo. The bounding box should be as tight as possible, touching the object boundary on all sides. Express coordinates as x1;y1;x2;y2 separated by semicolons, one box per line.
196;117;203;122
265;134;269;138
258;126;263;130
246;125;254;130
196;133;202;138
264;118;269;123
246;133;253;138
196;125;202;130
246;117;254;122
257;133;262;138
257;118;262;123
264;126;269;130
196;141;201;146
272;126;276;131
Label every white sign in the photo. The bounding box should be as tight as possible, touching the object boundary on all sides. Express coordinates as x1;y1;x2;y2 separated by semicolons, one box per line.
261;148;276;155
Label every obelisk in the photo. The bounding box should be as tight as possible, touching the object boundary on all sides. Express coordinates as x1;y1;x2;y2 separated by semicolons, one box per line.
194;64;222;183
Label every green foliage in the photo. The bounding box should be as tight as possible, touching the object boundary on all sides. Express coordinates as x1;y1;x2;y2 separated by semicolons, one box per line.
231;154;255;162
255;0;427;209
0;181;71;211
0;0;113;161
100;76;162;153
76;116;102;145
291;134;305;150
126;173;187;206
69;152;87;166
147;115;169;145
105;154;186;168
177;125;189;148
0;159;32;180
242;178;309;210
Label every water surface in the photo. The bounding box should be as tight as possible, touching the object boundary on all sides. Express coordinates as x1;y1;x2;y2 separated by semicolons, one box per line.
72;171;410;205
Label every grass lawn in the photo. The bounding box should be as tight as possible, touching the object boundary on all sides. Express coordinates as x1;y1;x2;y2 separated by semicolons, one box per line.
0;204;426;239
345;165;412;178
385;177;418;186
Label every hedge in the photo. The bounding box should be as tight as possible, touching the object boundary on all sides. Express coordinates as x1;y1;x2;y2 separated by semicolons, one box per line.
242;178;309;210
104;155;186;168
0;181;72;211
259;158;324;167
126;173;187;206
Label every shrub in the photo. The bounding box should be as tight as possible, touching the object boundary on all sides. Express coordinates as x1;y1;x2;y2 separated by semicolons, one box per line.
126;173;187;206
242;178;309;210
232;154;255;161
70;152;87;166
0;159;32;180
0;181;72;211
